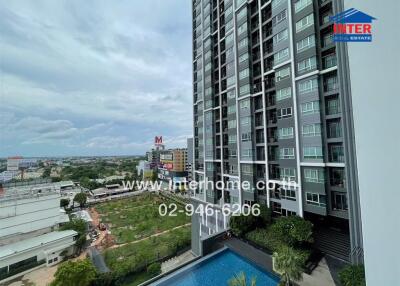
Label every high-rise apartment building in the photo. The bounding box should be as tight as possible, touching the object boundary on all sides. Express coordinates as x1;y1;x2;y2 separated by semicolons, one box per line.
191;0;363;263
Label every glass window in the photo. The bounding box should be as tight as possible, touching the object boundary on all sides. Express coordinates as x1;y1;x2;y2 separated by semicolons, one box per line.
239;53;249;63
276;87;292;101
228;119;237;128
240;116;251;126
227;75;235;86
296;13;314;32
306;192;326;206
239;84;250;96
227;89;236;99
298;78;318;94
302;123;321;137
239;68;250;80
301;100;320;114
226;33;234;44
228;134;237;143
273;29;288;45
237;7;247;20
239;99;250;109
278;127;294;139
274;48;289;64
303;146;323;159
277;107;292;119
296;34;316;52
275;67;290;82
295;0;312;13
298;56;317;73
272;10;287;26
228;105;236;114
280;168;296;181
304;168;325;183
238;38;248;49
238;22;248;35
280;148;295;159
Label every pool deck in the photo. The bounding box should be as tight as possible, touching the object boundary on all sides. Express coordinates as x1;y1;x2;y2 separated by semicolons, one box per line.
223;237;274;273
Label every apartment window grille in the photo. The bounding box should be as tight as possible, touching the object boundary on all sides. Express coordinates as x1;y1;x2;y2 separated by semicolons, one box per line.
302;124;321;137
304;168;325;183
303;146;323;159
276;87;292;101
301;100;320;114
298;56;317;73
296;13;314;32
295;0;312;13
279;148;295;159
298;78;318;95
278;127;294;139
277;107;292;119
296;34;316;52
306;192;326;206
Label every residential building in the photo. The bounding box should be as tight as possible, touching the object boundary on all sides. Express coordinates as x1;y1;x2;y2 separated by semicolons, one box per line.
187;138;194;182
191;0;362;263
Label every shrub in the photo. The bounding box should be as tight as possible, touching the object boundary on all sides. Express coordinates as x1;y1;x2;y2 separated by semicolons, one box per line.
256;205;272;227
51;259;96;286
339;264;366;286
147;262;161;276
229;214;257;237
270;216;313;246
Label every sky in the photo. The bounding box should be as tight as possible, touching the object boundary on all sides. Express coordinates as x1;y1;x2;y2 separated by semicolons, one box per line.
0;0;193;157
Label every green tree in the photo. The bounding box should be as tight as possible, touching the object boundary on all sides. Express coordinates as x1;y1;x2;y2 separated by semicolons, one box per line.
60;198;70;209
147;262;161;276
339;264;366;286
74;192;88;208
42;167;51;178
229;214;257;237
60;219;87;251
256;204;272;227
228;271;257;286
51;259;96;286
270;216;313;246
273;246;303;286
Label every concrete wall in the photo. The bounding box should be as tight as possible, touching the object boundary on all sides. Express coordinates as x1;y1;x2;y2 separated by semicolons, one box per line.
343;0;399;284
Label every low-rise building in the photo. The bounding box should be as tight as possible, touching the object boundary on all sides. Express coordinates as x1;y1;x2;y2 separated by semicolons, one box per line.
0;183;78;282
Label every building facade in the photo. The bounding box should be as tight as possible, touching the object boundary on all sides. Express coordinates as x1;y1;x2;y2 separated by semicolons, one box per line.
0;183;77;281
191;0;362;262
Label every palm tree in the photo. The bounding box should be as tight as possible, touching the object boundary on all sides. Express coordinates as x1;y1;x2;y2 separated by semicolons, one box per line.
228;271;257;286
273;246;303;286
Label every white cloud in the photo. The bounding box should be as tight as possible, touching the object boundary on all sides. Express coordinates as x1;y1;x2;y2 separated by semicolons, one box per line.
0;1;193;156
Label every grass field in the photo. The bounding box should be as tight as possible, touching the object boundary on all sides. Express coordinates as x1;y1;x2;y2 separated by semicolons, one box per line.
104;226;191;285
95;193;190;244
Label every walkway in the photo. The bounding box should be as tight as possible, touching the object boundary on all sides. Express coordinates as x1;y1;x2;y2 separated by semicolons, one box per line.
161;250;196;273
109;223;192;249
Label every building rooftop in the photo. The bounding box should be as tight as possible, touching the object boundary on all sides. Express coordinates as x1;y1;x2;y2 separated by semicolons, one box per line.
0;230;77;260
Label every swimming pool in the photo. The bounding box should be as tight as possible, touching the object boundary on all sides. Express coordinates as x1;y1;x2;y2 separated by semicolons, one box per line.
152;248;280;286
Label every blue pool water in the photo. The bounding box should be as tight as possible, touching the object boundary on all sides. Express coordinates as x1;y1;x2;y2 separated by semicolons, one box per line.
154;249;280;286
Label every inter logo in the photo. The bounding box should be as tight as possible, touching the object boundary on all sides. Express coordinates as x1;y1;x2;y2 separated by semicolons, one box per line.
330;8;377;42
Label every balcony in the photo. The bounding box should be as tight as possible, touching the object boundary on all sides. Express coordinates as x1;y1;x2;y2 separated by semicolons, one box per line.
329;144;345;163
322;54;337;69
322;34;334;47
330;168;346;188
324;77;339;92
326;97;341;115
253;82;262;93
327;120;342;138
265;78;275;90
